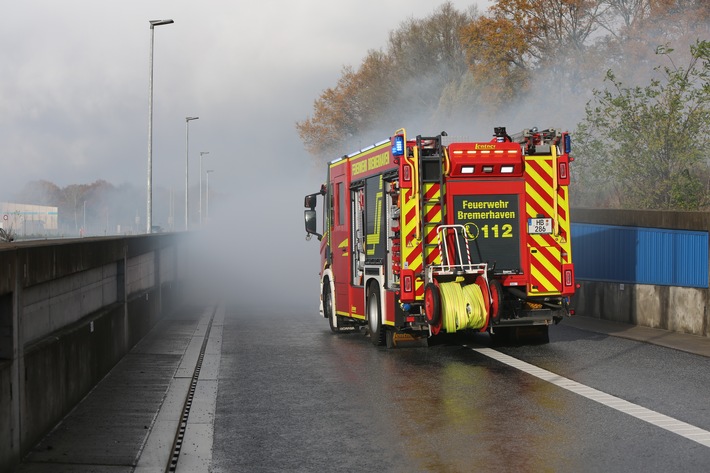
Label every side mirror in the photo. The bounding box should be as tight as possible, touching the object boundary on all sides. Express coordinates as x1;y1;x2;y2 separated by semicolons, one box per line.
304;194;317;209
304;209;322;241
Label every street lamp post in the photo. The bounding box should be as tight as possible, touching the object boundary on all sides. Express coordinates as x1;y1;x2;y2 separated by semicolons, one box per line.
146;18;174;234
199;151;209;226
206;170;214;221
185;116;199;230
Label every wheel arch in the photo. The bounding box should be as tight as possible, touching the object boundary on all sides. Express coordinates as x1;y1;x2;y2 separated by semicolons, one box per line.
365;278;386;346
321;268;335;319
363;270;385;326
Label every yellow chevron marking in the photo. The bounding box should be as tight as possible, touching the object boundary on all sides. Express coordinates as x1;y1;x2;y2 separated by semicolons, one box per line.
536;253;561;279
527;232;549;247
366;177;384;255
415;280;424;296
530;246;561;294
525;157;555;215
530;266;556;292
337;237;349;257
526;182;554;216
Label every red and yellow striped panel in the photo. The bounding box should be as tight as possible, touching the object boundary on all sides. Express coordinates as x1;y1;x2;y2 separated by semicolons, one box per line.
524;154;572;295
401;186;424;299
422;183;442;266
529;246;562;293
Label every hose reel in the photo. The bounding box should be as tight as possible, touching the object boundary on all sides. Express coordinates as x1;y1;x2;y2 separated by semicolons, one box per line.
425;277;491;333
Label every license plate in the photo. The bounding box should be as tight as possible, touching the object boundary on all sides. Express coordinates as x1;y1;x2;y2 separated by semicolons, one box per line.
528;218;552;234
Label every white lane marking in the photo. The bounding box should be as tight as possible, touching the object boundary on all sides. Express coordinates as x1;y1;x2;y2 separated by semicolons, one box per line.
470;346;710;448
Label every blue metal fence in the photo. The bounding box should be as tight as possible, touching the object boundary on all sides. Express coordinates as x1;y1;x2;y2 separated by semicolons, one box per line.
571;223;709;288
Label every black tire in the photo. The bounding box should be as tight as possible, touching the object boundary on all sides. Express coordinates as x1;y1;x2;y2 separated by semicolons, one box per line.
489;278;503;324
532;325;550;344
424;283;441;326
367;285;385;346
515;325;550;345
490;327;512;346
324;282;340;333
491;325;549;346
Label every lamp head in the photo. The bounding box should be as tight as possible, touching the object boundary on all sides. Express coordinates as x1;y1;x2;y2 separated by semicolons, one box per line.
150;19;174;27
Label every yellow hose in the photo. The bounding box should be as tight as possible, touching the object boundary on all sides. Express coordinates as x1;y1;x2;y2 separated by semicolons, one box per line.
439;281;487;332
439;282;463;332
462;283;486;330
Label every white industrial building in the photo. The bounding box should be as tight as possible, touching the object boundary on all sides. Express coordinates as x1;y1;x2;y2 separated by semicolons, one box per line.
0;202;58;236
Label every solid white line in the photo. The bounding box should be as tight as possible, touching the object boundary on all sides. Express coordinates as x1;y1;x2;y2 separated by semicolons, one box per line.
470;346;710;449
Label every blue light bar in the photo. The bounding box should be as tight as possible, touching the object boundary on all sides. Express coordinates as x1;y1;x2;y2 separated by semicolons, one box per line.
392;135;404;156
564;134;571;154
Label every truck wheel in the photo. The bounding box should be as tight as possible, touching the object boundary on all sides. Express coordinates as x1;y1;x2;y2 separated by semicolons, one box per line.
489;279;503;324
424;283;441;326
324;282;339;333
490;327;512;346
533;325;550;344
514;326;550;344
367;285;385;346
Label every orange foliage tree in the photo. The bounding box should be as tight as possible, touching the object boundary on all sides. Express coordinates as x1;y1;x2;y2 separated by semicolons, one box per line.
296;2;473;159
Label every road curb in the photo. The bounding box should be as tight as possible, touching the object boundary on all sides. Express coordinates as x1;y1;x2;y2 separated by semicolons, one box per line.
562;315;710;358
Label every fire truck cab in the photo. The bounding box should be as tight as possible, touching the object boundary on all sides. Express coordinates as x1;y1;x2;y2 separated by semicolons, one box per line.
304;127;575;347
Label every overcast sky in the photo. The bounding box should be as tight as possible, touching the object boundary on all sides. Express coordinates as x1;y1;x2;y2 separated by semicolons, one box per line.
0;0;491;198
1;1;492;307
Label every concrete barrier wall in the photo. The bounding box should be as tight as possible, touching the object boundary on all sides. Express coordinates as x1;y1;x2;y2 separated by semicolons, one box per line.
22;262;119;345
0;361;11;468
0;234;187;471
572;209;710;338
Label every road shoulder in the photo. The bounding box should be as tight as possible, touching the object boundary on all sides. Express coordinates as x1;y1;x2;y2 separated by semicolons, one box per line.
562;315;710;358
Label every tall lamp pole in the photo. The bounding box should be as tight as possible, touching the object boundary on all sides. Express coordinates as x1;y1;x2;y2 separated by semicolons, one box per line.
199;151;209;226
185;116;199;230
206;170;214;221
146;18;174;234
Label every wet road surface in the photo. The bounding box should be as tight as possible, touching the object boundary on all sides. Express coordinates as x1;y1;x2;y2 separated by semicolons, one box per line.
15;303;710;472
210;307;710;472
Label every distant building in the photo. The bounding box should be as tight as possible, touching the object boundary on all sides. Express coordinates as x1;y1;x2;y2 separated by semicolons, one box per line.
0;202;58;235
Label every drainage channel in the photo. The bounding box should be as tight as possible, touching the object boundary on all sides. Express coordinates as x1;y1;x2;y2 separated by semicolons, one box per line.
167;307;216;472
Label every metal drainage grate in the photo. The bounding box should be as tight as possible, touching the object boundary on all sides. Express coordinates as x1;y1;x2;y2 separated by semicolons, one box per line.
167;308;215;472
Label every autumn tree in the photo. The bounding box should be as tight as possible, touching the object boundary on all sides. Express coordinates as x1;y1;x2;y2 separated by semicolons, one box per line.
296;53;396;158
458;15;530;108
297;0;710;214
11;178;182;236
386;3;471;112
458;0;608;108
572;41;710;209
598;0;709;82
15;180;62;207
296;2;473;158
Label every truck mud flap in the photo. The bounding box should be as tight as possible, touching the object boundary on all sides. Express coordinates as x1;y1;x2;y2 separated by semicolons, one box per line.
386;330;429;348
491;325;549;346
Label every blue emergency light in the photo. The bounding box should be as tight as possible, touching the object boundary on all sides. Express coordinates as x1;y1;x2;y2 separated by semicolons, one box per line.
564;134;571;154
392;135;404;156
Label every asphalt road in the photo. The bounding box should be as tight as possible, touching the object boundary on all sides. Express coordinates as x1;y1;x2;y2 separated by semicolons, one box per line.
15;303;710;472
209;308;710;473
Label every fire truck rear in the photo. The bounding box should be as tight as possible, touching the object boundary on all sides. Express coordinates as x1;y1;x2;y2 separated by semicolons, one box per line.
304;127;576;346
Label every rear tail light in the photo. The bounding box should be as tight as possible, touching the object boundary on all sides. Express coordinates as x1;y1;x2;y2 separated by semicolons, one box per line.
559;162;568;180
400;269;415;302
565;269;573;286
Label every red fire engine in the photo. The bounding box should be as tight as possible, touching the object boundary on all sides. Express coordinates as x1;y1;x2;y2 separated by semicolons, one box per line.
304;127;575;346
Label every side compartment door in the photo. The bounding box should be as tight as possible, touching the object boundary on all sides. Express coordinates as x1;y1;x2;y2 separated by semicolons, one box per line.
524;154;566;295
330;163;351;317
